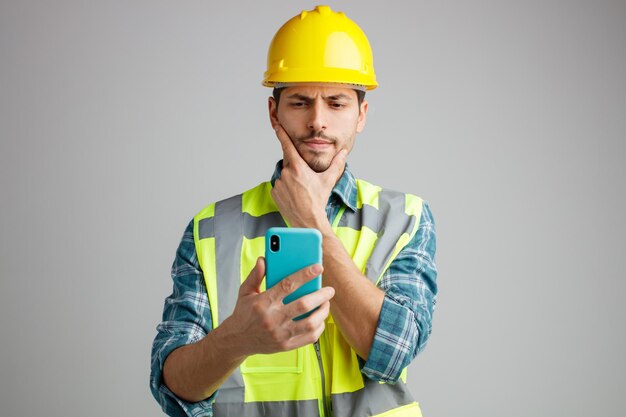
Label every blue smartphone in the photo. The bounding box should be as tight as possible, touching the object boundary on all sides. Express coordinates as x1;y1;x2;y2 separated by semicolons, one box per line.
265;227;322;319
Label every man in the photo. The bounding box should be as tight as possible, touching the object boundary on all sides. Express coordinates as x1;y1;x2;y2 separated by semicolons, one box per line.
150;5;437;417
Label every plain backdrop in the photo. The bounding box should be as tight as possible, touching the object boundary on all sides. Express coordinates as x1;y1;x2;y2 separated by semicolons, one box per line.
1;1;625;416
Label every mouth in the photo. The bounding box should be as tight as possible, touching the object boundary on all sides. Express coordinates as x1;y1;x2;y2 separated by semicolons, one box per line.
302;138;334;151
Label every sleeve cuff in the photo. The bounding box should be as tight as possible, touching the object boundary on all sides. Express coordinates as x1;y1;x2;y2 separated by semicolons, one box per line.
151;334;216;416
360;294;417;383
158;382;215;417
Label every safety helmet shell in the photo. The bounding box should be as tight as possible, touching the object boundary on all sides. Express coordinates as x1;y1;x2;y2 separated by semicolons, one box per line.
263;5;378;90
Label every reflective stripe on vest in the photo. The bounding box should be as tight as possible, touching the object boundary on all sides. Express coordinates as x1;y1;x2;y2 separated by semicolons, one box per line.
193;180;424;417
214;399;320;417
332;379;421;417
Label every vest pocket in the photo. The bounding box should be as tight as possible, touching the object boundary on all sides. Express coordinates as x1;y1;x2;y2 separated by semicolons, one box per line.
240;347;303;374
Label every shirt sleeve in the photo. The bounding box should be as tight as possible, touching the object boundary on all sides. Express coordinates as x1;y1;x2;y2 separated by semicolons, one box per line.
150;220;216;417
361;201;438;383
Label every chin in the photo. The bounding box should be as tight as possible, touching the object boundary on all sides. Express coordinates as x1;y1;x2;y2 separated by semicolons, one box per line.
297;148;332;172
305;157;332;173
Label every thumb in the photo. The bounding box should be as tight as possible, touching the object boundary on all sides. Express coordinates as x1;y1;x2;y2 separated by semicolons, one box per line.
239;257;265;295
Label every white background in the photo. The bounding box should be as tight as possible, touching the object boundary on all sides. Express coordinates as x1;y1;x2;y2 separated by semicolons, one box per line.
1;1;625;416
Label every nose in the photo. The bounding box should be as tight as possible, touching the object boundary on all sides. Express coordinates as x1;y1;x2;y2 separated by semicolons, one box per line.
307;101;327;132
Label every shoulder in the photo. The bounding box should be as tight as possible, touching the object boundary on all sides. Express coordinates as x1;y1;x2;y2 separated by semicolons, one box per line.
193;181;272;222
354;177;426;214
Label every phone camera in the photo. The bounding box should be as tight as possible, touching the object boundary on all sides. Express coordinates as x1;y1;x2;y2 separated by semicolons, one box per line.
270;235;280;252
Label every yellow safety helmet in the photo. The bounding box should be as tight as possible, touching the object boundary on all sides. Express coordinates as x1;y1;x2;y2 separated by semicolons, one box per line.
263;5;378;90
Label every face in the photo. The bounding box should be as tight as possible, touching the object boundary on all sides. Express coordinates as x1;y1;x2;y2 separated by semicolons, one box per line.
269;85;368;172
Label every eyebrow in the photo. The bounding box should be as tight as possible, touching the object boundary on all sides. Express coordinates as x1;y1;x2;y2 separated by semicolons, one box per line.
286;93;353;102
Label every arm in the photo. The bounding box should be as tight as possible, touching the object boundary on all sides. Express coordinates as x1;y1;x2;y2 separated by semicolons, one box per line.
274;191;437;365
270;126;437;367
162;259;334;402
317;223;385;360
362;202;438;382
162;316;248;403
150;221;215;416
151;221;335;408
269;125;383;359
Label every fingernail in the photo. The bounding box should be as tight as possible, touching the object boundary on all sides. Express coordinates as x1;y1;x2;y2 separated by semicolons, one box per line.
311;264;322;274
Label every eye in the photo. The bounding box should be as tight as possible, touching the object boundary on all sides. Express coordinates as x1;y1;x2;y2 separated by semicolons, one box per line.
290;101;306;108
330;102;346;109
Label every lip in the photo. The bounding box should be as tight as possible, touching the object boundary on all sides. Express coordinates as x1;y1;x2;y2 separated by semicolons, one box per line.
302;138;333;150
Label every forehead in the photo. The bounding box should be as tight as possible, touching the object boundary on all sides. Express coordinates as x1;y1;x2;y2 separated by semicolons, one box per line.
282;85;358;100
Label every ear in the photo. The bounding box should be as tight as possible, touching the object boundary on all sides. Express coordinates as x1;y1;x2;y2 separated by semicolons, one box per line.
356;100;368;133
268;97;280;130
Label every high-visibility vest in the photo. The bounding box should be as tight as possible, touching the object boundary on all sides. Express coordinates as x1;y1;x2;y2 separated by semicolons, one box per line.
193;179;424;417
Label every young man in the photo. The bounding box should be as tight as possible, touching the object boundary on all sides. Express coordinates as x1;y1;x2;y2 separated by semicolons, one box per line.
151;6;437;417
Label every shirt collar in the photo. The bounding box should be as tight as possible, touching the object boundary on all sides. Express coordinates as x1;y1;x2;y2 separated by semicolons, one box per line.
270;160;357;212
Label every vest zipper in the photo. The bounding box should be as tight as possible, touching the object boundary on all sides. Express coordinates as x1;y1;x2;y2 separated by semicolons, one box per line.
314;340;331;417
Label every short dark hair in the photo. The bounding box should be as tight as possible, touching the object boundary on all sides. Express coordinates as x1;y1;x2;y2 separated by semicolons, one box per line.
272;87;366;107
